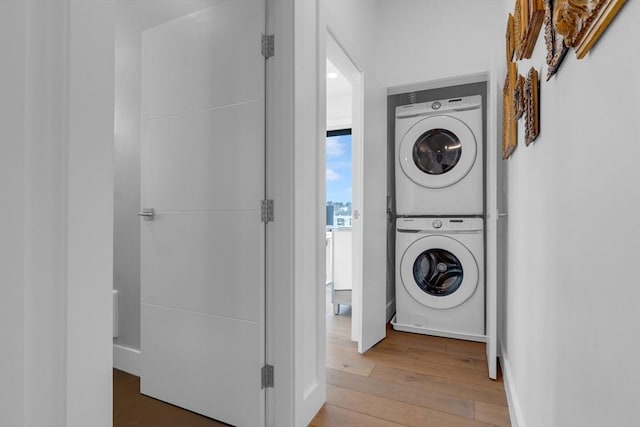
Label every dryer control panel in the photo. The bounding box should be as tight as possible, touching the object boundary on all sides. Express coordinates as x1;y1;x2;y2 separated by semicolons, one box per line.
397;217;483;233
396;94;482;119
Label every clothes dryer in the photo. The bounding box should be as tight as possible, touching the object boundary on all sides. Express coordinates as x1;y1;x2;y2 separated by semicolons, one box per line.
395;95;483;216
392;217;485;341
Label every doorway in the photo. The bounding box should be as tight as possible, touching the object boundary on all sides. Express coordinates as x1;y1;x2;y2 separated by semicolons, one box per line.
17;1;320;424
325;33;364;349
113;1;267;425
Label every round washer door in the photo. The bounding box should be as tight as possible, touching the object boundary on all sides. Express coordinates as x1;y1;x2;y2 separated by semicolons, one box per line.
398;115;477;189
400;235;478;309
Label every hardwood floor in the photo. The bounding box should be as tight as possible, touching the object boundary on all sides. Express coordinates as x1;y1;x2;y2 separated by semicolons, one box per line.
114;288;509;426
310;288;510;426
113;369;229;427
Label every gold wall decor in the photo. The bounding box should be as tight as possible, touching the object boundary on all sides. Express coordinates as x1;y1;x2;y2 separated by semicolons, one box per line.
574;0;627;59
544;0;569;80
519;0;528;57
514;0;523;59
524;67;540;146
502;62;518;159
514;74;526;120
521;0;546;58
506;14;515;62
554;0;596;47
554;0;627;59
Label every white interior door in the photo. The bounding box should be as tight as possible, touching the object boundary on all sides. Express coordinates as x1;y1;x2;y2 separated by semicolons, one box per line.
139;2;266;426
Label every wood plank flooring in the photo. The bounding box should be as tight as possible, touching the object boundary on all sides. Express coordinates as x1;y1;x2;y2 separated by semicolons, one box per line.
113;369;229;427
113;286;509;426
309;288;510;426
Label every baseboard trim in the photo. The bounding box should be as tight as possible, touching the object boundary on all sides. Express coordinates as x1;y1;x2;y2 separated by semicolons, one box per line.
385;299;395;323
499;345;525;427
113;343;140;376
391;315;486;343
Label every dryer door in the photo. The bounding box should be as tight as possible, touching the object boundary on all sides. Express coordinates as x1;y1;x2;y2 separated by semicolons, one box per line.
400;235;478;309
398;115;477;189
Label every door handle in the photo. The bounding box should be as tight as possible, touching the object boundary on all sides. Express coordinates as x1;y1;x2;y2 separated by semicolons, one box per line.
498;212;508;218
137;208;155;221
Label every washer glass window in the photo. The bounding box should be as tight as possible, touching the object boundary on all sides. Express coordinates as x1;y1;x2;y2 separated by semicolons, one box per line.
412;129;462;175
412;249;464;296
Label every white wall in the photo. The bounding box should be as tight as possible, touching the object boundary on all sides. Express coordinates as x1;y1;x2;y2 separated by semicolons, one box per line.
1;3;29;425
114;6;143;353
0;1;115;425
500;2;640;426
66;2;115;425
23;2;70;423
375;0;505;88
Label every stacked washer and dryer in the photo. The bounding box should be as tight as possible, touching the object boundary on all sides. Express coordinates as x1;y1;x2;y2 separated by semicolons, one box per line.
392;95;485;342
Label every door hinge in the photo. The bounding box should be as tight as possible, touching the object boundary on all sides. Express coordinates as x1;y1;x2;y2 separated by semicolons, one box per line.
261;33;274;58
261;199;274;223
261;364;274;389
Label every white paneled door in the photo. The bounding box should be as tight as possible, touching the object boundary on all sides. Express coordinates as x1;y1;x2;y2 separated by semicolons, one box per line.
139;2;266;426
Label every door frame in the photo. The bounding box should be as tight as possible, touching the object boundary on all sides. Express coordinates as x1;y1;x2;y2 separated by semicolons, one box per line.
58;0;316;426
266;0;326;426
324;31;365;349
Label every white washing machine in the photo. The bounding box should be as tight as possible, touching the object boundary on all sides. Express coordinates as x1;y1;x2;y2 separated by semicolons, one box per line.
392;217;485;341
395;95;483;216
